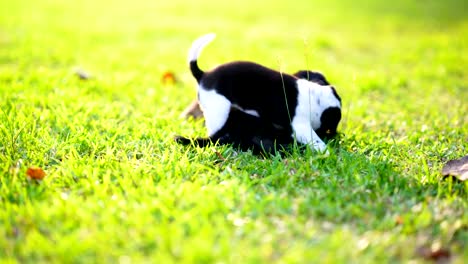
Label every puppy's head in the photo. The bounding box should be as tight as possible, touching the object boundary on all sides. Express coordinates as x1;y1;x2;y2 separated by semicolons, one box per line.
316;85;342;140
295;70;342;140
297;78;342;141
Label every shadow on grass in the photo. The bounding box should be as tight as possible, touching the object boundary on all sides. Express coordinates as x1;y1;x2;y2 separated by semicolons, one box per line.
210;136;466;232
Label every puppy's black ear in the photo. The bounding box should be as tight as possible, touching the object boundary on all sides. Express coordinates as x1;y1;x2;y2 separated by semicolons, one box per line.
293;70;330;86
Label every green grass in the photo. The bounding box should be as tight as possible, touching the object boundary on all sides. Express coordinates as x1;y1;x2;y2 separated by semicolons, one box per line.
0;0;467;262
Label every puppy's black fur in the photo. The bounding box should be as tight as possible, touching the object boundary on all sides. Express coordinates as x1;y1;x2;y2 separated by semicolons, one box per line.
199;61;299;134
293;70;330;86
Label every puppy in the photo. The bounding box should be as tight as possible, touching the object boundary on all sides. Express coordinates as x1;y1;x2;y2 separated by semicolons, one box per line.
176;33;341;153
178;70;338;154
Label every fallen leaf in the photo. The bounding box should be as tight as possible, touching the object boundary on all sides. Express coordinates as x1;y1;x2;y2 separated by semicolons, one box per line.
161;71;177;85
181;100;203;119
416;246;451;262
26;167;46;180
441;155;468;181
214;151;226;161
75;69;91;80
395;215;404;225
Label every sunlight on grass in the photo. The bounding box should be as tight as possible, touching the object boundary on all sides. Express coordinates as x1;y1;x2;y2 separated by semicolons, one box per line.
0;0;467;263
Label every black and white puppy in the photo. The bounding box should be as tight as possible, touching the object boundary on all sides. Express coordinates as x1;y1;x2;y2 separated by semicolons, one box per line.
177;33;342;153
177;71;333;155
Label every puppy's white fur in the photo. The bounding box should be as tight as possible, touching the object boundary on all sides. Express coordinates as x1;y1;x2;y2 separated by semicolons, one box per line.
198;87;231;135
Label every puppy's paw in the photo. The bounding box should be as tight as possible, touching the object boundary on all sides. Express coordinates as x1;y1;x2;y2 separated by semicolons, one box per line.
174;135;192;145
311;140;330;156
322;148;330;157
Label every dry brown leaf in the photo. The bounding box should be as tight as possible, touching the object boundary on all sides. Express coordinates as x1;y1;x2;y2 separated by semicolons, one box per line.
416;246;451;263
442;155;468;181
181;100;203;119
214;151;226;161
75;69;91;80
26;167;46;180
161;71;177;85
395;215;404;225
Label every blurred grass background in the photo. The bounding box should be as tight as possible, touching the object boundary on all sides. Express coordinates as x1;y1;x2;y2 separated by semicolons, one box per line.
0;0;467;263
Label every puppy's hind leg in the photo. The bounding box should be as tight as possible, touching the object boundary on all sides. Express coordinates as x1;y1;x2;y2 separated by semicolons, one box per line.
198;88;232;136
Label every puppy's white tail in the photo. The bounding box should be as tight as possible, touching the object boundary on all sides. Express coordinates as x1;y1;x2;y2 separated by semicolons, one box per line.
188;33;216;82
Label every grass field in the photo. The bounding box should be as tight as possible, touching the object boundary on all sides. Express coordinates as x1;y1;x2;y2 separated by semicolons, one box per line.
0;0;467;262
